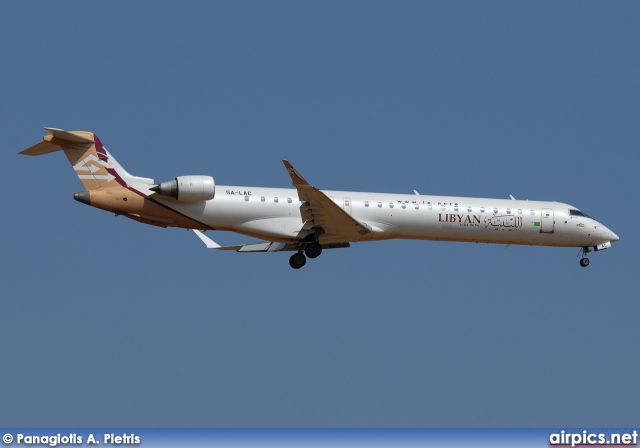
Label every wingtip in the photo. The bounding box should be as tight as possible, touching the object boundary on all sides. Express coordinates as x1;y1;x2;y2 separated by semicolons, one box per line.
282;160;310;186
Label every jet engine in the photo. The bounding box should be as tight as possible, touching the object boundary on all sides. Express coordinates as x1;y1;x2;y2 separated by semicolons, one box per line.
150;175;215;202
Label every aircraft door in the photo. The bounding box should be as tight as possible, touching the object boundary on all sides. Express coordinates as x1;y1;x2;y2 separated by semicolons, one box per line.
540;208;554;233
343;198;352;215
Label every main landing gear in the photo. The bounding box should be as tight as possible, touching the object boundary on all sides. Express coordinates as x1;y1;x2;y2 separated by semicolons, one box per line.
289;252;306;269
304;242;323;259
289;242;323;269
578;247;591;268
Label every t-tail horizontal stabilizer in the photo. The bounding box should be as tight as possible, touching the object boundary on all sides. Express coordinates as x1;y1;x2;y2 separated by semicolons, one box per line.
19;127;154;190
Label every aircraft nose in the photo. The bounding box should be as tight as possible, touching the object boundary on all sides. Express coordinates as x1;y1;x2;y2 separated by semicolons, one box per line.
593;221;619;244
599;224;619;243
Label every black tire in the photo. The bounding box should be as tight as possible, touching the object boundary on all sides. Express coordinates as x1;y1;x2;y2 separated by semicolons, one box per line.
305;242;323;259
289;252;307;269
580;258;590;267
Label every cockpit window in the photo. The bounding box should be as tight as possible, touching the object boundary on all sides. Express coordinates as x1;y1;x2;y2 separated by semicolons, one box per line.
570;209;592;219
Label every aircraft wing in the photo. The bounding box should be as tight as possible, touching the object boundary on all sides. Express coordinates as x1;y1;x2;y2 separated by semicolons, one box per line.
193;230;289;251
192;230;349;252
282;160;372;242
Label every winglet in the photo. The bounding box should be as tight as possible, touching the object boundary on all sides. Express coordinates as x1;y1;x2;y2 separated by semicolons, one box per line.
282;160;311;187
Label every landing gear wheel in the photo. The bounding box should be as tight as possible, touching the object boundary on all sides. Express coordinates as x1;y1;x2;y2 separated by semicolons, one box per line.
580;257;590;267
305;242;323;259
289;252;307;269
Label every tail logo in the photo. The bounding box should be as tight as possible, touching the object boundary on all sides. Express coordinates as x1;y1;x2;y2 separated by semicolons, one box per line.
73;153;116;182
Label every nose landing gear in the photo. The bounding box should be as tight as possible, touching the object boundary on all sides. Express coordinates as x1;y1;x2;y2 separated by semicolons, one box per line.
578;247;592;268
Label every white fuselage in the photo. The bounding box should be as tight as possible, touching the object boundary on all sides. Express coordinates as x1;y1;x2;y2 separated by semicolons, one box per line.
157;185;618;248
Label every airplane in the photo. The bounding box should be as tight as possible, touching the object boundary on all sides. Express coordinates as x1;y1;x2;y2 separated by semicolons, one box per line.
20;128;619;269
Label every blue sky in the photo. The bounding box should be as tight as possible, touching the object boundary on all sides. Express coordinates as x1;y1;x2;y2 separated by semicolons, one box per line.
1;2;638;427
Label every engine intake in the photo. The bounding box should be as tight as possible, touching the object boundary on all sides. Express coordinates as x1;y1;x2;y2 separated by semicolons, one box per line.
150;175;215;202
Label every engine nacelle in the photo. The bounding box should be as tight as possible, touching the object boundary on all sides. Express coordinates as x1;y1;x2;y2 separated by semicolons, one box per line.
150;175;215;202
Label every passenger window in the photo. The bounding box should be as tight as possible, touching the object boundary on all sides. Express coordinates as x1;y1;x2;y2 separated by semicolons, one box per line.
467;206;472;212
378;202;382;208
530;209;535;215
402;204;406;209
441;205;445;211
274;197;279;203
518;209;522;214
365;201;369;207
493;208;498;214
389;203;394;208
345;200;350;206
480;207;485;213
454;206;458;212
287;198;292;204
415;204;419;209
244;196;249;202
506;208;511;214
261;196;265;202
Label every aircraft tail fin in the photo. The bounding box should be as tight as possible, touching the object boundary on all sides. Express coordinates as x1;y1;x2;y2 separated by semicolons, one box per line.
20;128;154;190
